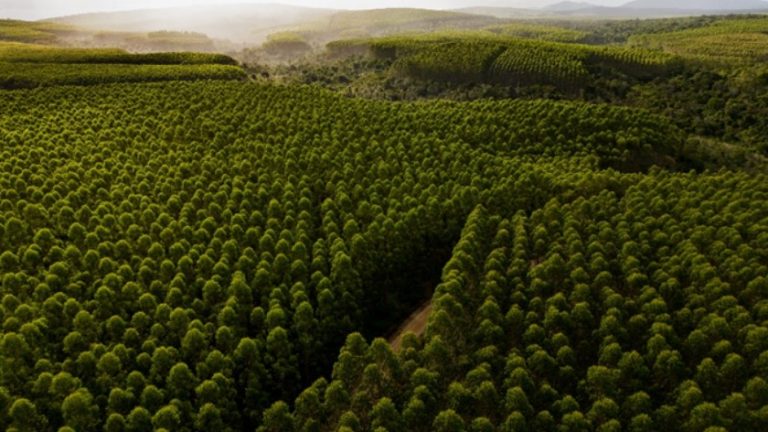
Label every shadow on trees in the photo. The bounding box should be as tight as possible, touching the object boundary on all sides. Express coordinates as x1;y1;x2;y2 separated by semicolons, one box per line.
361;233;455;340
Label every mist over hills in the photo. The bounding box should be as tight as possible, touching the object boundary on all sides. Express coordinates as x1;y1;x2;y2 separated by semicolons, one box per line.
463;0;768;19
48;3;336;43
49;4;504;44
544;1;597;11
290;8;499;43
542;0;768;11
44;0;768;44
623;0;768;9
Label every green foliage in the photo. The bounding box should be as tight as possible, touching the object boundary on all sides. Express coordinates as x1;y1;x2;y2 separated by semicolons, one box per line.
143;31;216;51
0;63;245;89
394;40;506;82
262;32;312;57
629;16;768;65
293;8;497;43
0;42;237;65
0;42;242;89
0;78;685;430
629;66;768;156
0;14;766;431
324;8;479;29
87;30;219;53
546;15;729;44
333;33;678;91
303;170;768;430
490;42;590;88
0;20;76;44
0;82;676;430
484;22;589;43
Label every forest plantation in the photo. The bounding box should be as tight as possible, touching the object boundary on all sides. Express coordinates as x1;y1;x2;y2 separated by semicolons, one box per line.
1;9;768;432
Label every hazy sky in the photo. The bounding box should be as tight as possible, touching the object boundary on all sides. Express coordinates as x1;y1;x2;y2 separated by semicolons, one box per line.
3;0;628;20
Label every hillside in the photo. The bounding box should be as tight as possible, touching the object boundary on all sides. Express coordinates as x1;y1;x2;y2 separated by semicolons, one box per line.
325;32;679;99
0;42;244;88
271;8;500;45
454;7;552;19
0;19;80;44
2;7;768;432
624;0;768;9
463;0;768;19
544;1;597;11
628;16;768;64
48;4;335;43
50;6;501;47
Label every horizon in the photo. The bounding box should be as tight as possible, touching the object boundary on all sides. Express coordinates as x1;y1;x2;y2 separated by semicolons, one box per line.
3;0;627;20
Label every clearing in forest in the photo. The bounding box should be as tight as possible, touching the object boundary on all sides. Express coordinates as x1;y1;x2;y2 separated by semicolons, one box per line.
388;300;433;352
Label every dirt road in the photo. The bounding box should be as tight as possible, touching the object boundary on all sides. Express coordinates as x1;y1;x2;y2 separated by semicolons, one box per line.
388;301;433;352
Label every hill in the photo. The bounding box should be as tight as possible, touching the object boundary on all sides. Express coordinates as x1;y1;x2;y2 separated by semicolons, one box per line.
454;7;552;19
3;6;768;432
462;0;768;19
47;3;335;43
326;32;679;99
0;40;244;88
270;8;500;45
458;5;705;19
629;15;768;64
544;1;597;11
623;0;768;9
0;19;80;44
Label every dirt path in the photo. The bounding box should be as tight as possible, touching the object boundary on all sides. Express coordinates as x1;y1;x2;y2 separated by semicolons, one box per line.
388;301;433;352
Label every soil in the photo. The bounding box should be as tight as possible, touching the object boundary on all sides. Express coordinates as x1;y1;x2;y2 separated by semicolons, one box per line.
387;300;433;352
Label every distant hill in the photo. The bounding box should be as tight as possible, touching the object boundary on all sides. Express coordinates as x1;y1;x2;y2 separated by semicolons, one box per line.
272;8;500;44
622;0;768;9
454;7;552;19
544;1;597;11
50;5;501;46
464;3;768;19
47;3;336;43
0;19;80;44
45;2;768;44
318;8;494;32
463;0;768;19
